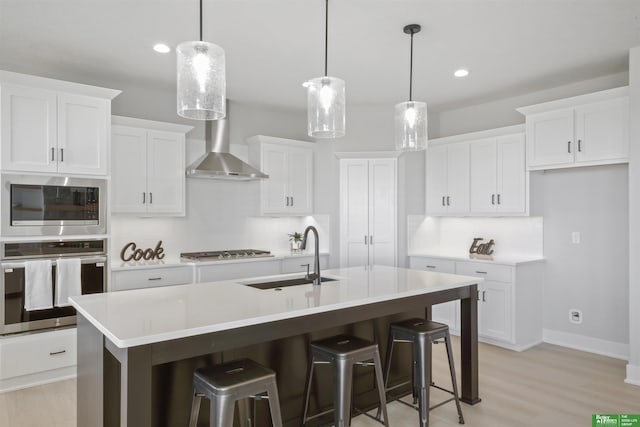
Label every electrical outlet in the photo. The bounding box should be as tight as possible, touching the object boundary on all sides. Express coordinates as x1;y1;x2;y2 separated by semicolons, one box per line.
571;231;581;244
569;309;582;324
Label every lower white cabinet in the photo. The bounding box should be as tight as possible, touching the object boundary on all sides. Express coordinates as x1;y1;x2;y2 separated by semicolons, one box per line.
281;255;329;274
196;260;282;283
409;255;543;351
0;328;77;391
111;265;194;291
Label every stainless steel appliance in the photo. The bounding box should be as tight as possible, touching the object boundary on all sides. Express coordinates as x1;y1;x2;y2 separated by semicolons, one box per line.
1;174;107;237
180;249;273;261
1;239;106;335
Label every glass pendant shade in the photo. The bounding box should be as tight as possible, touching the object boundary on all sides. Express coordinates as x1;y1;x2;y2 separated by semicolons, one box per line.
177;41;226;120
307;76;346;138
394;100;428;151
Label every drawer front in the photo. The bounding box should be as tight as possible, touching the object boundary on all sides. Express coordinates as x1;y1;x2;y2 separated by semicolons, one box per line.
0;328;76;379
111;266;193;291
455;261;513;283
197;260;281;283
409;257;456;274
281;255;328;274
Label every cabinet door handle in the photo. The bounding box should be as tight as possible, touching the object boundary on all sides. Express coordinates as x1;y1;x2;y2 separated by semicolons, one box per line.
482;290;486;302
49;350;66;356
578;139;582;152
148;277;162;281
442;196;445;206
149;192;153;204
142;192;146;204
51;147;55;162
475;271;487;274
497;194;501;205
285;196;290;206
568;141;571;153
491;194;495;205
364;235;368;245
426;265;436;269
60;148;64;162
291;196;294;206
447;196;450;206
369;235;373;245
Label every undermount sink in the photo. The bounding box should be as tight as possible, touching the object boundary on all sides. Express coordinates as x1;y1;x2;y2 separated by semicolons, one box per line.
243;276;337;290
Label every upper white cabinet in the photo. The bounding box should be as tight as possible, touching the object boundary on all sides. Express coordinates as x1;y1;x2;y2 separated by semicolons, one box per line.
517;87;629;170
469;133;527;215
426;125;528;217
340;157;397;267
425;142;470;215
111;116;192;216
248;135;313;216
0;71;120;175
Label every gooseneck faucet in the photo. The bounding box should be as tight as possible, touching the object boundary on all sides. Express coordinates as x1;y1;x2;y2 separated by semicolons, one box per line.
300;225;321;286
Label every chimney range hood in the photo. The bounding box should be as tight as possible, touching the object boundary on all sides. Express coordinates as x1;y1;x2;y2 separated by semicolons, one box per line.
186;108;268;180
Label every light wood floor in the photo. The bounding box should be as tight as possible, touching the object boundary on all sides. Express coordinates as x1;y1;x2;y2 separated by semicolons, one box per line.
1;337;639;427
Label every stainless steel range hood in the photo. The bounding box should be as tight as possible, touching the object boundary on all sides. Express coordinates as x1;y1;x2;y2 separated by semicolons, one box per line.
186;107;268;180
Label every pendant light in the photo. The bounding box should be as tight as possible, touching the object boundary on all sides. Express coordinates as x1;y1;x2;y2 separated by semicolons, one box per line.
395;24;427;151
176;0;226;120
305;0;345;138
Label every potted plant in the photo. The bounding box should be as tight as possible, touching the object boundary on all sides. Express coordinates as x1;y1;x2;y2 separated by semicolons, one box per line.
288;232;304;253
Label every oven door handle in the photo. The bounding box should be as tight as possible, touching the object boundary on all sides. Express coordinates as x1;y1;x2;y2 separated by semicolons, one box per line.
1;256;107;270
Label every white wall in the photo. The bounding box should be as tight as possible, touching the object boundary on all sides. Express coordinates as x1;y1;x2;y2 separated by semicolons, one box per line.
627;47;640;384
433;72;631;357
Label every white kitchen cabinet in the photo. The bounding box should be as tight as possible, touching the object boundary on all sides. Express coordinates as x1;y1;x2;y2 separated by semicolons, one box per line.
196;260;281;283
469;133;527;215
0;327;77;392
340;158;397;268
247;135;313;216
111;265;194;291
517;87;629;170
409;256;459;333
0;72;119;175
425;142;470;215
111;116;192;216
281;255;329;274
409;255;543;351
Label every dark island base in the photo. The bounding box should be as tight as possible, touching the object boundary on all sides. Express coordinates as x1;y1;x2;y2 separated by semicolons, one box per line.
104;310;424;427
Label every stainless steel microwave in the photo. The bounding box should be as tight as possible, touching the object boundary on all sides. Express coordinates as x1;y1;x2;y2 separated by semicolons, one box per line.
1;175;107;237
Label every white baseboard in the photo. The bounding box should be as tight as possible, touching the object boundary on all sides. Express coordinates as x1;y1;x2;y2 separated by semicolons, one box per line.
543;329;628;360
625;364;640;386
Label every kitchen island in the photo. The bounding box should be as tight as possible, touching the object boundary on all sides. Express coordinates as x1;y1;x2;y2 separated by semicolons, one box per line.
70;265;482;427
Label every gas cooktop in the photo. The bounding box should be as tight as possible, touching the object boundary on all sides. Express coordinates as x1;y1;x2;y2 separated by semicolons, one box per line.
180;249;273;261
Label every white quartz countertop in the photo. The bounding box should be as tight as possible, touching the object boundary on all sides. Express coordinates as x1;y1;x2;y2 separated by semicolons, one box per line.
408;252;545;266
111;252;329;271
71;265;481;349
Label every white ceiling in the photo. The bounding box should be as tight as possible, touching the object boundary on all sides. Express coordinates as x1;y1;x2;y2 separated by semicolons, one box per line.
1;0;639;112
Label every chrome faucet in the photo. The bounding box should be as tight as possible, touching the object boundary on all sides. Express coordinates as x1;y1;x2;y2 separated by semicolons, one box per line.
300;225;321;286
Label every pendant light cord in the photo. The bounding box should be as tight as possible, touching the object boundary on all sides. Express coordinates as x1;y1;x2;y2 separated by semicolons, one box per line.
199;0;203;41
324;0;329;76
409;31;414;101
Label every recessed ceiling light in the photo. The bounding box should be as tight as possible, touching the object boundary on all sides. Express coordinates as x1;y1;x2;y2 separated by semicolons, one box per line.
454;69;469;78
153;43;171;54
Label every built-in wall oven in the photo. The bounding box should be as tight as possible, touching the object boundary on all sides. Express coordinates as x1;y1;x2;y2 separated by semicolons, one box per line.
1;174;106;237
0;239;106;335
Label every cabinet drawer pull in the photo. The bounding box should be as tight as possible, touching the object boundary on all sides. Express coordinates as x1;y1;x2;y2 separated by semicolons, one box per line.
578;139;582;152
49;350;66;356
497;194;501;205
51;147;55;162
567;141;571;153
150;192;153;204
285;196;290;206
482;290;486;302
475;271;487;274
290;196;294;206
148;277;163;281
60;148;64;162
364;235;368;245
426;265;436;269
446;196;450;206
491;194;495;205
142;192;146;204
442;196;445;206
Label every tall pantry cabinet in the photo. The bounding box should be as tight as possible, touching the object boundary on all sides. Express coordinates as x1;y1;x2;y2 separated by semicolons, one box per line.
339;157;397;267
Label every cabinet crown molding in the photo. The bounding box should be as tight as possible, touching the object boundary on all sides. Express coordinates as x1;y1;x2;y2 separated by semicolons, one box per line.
429;124;525;146
112;115;193;134
0;70;121;100
246;135;314;147
516;86;629;116
334;151;402;159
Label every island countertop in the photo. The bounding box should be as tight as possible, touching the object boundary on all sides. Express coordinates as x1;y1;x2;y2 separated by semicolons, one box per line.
70;265;482;349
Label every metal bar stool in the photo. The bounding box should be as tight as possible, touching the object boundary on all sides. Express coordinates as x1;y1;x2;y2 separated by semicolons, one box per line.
380;318;464;427
188;358;283;427
301;335;389;427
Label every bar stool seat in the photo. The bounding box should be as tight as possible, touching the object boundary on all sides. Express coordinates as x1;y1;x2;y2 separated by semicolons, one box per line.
301;335;389;427
381;318;464;427
188;358;283;427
